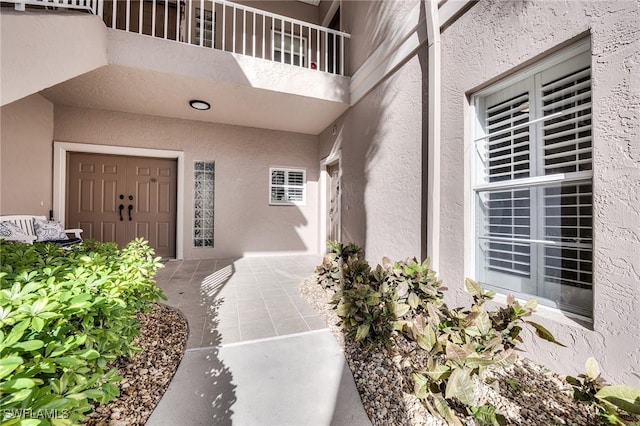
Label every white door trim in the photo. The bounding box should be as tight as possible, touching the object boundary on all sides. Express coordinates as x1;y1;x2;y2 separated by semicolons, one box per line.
319;150;341;254
53;141;185;259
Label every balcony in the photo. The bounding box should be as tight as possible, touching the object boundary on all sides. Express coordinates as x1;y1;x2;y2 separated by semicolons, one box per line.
7;0;350;75
2;0;351;134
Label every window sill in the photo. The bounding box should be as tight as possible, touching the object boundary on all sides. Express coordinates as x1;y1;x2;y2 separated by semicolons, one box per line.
490;292;594;330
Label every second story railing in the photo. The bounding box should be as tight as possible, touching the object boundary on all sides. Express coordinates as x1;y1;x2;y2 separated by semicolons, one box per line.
7;0;351;75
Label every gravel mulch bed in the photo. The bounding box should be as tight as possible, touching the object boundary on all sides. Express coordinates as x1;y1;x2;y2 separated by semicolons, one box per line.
300;276;601;426
83;303;188;426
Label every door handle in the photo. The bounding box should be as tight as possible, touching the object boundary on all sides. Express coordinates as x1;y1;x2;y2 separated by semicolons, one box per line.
128;205;133;221
118;204;124;221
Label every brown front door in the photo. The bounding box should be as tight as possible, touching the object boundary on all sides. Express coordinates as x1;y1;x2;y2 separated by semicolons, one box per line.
67;153;177;258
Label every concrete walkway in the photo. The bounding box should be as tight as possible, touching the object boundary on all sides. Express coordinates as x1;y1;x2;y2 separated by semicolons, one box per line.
147;255;371;426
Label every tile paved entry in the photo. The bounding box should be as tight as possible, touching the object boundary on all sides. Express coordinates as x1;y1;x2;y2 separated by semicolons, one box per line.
154;255;325;348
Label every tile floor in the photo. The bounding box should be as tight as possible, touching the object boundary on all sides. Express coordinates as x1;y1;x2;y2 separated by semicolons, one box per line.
154;254;326;348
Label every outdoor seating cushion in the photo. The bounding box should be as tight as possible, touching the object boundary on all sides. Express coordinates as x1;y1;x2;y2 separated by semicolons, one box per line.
0;221;30;240
34;219;68;241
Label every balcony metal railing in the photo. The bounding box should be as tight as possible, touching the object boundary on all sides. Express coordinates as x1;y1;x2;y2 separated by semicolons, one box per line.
7;0;351;75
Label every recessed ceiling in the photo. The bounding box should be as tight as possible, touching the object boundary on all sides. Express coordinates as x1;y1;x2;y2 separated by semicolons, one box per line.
40;65;349;135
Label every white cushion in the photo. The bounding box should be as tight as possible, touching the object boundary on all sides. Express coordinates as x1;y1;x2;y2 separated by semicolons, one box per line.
34;219;68;241
0;221;30;239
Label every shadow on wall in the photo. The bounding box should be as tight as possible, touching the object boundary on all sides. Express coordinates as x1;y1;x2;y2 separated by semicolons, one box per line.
417;2;429;261
321;34;400;255
229;183;311;255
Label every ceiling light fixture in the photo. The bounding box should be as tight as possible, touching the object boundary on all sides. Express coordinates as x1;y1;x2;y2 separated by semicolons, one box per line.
189;100;211;111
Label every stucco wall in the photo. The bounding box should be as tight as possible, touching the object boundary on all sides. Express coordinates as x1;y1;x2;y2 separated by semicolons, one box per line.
0;94;54;216
439;0;640;384
0;10;107;106
341;0;419;74
318;52;425;263
45;106;319;259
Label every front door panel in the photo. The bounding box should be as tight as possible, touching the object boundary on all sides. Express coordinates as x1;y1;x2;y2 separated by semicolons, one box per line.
127;158;177;258
67;153;177;258
67;153;128;244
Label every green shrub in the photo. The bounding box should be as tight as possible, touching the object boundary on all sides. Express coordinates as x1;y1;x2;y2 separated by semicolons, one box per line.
318;242;563;424
0;238;165;425
315;241;364;291
567;358;640;425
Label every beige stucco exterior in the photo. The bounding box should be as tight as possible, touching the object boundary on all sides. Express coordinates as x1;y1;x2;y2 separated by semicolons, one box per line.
0;94;54;216
1;96;320;258
54;105;320;259
1;0;639;385
437;0;640;384
319;53;425;262
0;11;108;106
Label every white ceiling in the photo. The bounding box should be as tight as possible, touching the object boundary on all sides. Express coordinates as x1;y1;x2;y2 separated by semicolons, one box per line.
41;64;349;135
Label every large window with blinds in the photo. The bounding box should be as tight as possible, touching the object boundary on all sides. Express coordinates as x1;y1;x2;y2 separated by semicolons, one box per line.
472;41;593;317
269;167;306;205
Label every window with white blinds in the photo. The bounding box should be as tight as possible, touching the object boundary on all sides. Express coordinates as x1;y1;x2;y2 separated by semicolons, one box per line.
269;168;306;205
472;41;593;317
195;8;213;48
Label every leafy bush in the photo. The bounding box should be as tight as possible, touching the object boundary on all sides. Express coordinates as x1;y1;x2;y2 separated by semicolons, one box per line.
315;241;363;291
567;358;640;425
319;242;563;424
0;238;165;425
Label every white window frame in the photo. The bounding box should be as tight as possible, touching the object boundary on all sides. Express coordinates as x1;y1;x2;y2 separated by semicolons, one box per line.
469;39;593;318
195;7;214;48
269;167;307;206
271;28;307;67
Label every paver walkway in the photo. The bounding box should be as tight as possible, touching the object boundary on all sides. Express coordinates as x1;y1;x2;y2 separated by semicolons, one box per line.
147;255;371;426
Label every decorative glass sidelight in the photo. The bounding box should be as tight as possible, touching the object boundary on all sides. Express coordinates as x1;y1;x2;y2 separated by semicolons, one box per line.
193;161;215;247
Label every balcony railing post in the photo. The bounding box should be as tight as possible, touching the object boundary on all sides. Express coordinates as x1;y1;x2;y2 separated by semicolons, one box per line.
199;0;204;46
164;0;168;39
187;0;192;44
280;18;284;63
125;0;130;31
340;35;345;75
111;0;116;28
232;5;236;53
242;8;246;55
36;0;351;75
222;2;226;50
151;0;156;37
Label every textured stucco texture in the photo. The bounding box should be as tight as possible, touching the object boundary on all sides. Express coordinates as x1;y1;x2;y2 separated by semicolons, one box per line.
0;95;54;216
53;106;320;259
0;11;107;106
319;52;425;264
0;96;321;259
439;0;640;384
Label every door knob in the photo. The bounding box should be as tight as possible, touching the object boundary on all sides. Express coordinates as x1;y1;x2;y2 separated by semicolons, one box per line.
118;204;124;221
127;205;133;221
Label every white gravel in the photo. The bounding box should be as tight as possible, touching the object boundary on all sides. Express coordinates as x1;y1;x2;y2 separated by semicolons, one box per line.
82;303;188;426
300;276;600;426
